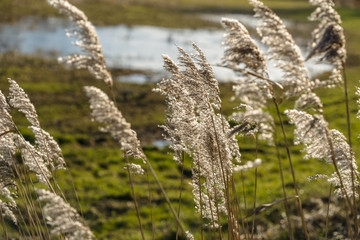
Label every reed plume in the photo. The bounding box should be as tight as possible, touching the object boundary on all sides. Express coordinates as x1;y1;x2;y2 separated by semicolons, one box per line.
1;79;90;239
47;0;113;86
285;109;359;198
36;188;94;240
221;18;275;146
155;43;241;229
0;90;18;225
84;86;145;161
306;0;346;89
8;79;66;184
249;0;311;98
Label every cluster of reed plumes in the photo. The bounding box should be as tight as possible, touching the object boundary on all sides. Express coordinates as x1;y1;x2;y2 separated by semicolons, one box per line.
0;0;359;239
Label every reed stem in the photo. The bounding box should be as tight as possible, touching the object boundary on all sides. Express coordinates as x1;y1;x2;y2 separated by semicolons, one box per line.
125;155;145;240
0;207;9;240
175;153;185;240
250;134;259;240
272;97;309;240
325;184;332;240
274;128;294;240
144;157;189;239
342;63;359;237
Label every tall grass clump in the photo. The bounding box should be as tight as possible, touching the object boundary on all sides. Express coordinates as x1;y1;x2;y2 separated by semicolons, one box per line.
0;0;359;239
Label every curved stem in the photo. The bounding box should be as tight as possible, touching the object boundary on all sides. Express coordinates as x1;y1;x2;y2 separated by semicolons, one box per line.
250;134;258;240
272;97;309;240
240;171;250;237
325;184;332;240
342;63;359;237
144;157;189;239
175;153;185;240
146;166;154;240
274;129;294;240
0;207;8;240
324;129;354;215
197;160;204;240
125;154;145;240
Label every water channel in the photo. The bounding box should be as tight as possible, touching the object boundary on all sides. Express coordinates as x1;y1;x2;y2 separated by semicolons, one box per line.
0;14;332;83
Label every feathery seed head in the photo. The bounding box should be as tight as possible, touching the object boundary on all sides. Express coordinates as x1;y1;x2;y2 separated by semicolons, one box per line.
327;129;359;198
125;163;145;175
0;135;18;225
7;79;66;175
48;0;113;86
249;0;311;97
356;84;360;120
29;126;66;171
286;109;359;198
234;158;262;172
220;16;275;145
230;108;274;145
0;90;15;133
312;68;343;89
13;135;52;185
158;45;241;225
308;0;346;67
8;79;40;127
185;231;195;240
221;18;267;75
294;92;323;114
84;86;145;161
306;24;346;66
37;188;95;240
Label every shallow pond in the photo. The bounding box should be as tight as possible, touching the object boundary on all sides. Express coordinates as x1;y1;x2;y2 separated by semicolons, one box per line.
0;15;331;83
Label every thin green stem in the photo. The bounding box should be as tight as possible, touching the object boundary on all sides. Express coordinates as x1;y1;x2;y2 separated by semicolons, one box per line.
274;129;294;240
145;166;154;240
125;155;145;240
231;177;249;240
324;128;356;225
197;160;204;240
250;134;259;240
342;63;359;238
0;207;9;240
209;113;231;235
325;184;332;240
272;97;309;240
240;171;250;237
176;152;185;240
144;157;189;239
109;76;189;238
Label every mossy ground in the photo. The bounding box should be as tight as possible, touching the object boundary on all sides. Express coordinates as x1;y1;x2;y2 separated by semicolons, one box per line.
0;0;359;239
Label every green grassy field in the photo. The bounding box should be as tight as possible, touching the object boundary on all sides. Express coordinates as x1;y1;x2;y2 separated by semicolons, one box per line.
0;0;360;239
1;0;353;27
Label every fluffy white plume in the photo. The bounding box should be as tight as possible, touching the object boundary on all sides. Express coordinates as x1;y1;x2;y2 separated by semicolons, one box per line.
8;79;66;181
36;188;94;240
221;18;267;76
13;135;52;185
156;44;241;225
285;109;359;198
221;18;275;145
308;0;345;65
84;86;145;161
308;0;345;88
125;163;145;175
1;87;67;225
29;126;66;171
234;158;262;172
249;0;311;97
8;79;40;127
47;0;113;86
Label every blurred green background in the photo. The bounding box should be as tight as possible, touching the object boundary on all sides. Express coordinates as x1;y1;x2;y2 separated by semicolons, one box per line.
0;0;359;239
